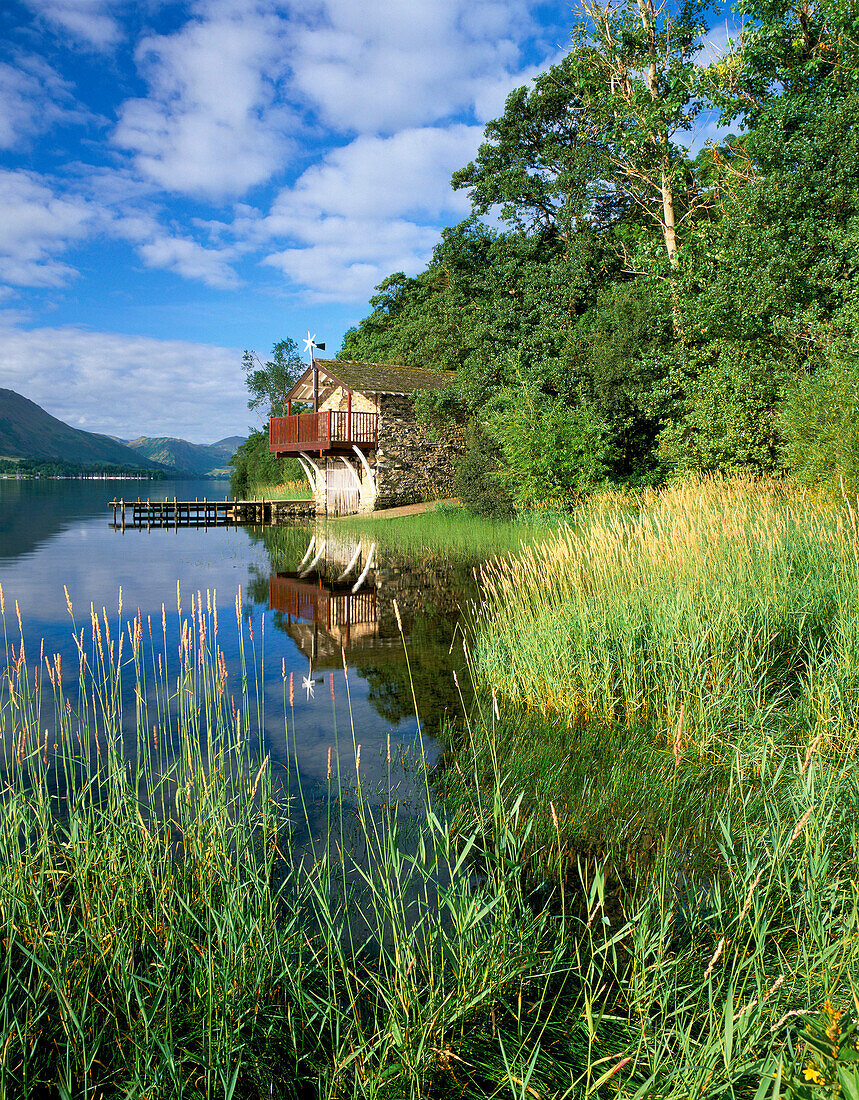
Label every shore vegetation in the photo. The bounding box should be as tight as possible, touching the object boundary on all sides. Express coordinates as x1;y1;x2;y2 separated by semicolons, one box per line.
1;477;858;1096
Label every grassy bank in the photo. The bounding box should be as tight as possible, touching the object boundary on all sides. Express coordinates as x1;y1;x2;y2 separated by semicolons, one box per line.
245;478;312;500
452;476;859;862
473;478;859;755
436;476;859;1094
334;503;555;558
1;480;858;1097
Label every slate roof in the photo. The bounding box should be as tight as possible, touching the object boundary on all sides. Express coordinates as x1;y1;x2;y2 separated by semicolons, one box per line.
287;359;455;400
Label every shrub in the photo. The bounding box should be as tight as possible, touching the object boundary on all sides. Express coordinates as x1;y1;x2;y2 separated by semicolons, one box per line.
229;429;304;496
780;353;859;495
453;421;516;517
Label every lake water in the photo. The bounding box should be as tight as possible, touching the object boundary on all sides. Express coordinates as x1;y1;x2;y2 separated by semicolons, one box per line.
0;478;476;827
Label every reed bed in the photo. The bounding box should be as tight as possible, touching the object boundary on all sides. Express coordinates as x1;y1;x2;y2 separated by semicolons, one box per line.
474;478;859;762
0;543;856;1097
0;585;591;1097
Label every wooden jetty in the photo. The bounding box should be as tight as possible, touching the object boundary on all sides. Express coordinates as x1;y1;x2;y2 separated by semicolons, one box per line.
109;496;315;530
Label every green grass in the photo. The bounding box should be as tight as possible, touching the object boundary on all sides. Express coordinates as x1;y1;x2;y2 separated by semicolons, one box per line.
247;478;312;500
334;503;550;558
1;479;858;1098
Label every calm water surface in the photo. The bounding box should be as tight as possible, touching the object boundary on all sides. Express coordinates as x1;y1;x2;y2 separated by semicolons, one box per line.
0;478;477;819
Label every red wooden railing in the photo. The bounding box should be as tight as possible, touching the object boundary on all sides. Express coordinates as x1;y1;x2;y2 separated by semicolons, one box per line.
268;575;377;630
269;411;378;453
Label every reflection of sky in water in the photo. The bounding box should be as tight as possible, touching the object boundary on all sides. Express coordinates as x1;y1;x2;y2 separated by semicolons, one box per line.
0;479;468;810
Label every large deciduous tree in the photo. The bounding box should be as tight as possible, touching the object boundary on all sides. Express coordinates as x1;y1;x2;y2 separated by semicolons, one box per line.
242;338;304;420
454;0;709;271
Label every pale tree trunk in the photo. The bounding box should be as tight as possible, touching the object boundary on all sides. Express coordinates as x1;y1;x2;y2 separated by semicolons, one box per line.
660;167;680;265
638;0;680;266
581;0;684;266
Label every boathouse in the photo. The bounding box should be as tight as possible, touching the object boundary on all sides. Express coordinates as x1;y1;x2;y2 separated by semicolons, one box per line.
269;359;458;513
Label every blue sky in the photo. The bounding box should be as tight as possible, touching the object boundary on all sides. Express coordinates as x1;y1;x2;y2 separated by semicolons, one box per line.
0;0;581;442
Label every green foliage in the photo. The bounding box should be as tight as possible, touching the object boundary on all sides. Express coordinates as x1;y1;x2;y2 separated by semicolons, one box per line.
662;342;783;473
337;0;859;495
490;376;617;504
229;428;303;496
451;55;621;239
710;0;859;128
453;421;516;518
242;338;304;419
0;458;166;478
667;89;859;474
781;353;859;493
564;280;672;481
779;1002;859;1098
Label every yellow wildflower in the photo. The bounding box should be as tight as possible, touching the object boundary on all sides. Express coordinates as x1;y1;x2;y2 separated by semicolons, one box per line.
803;1060;824;1085
823;998;843;1042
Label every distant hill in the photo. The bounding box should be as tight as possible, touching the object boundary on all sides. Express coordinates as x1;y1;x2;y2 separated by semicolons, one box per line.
121;435;245;476
0;389;162;470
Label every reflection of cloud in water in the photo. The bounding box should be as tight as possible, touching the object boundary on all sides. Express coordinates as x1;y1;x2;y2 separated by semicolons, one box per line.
1;520;276;625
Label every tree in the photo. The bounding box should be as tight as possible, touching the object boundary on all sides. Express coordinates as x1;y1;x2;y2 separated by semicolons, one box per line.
242;338;304;420
663;85;859;472
706;0;859;130
450;60;621;242
570;0;709;269
780;349;859;494
453;0;709;271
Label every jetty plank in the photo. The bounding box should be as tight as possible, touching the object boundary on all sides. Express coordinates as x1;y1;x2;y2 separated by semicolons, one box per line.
108;496;315;530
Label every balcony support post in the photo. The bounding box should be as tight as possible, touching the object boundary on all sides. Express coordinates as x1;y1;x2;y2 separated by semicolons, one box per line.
339;456;362;491
351;445;377;512
296;454;316;492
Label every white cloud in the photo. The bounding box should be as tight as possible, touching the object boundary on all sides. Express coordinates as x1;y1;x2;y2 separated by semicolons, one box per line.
288;0;529;132
4;0;571;310
113;4;295;199
109;0;548;201
264;217;441;302
253;125;478;300
138;234;240;287
471;52;566;123
270;125;479;223
0;322;247;440
22;0;125;48
0;170;95;287
0;56;89;150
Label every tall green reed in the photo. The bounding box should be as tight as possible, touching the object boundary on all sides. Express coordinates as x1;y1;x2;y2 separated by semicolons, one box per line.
0;542;857;1098
474;478;859;762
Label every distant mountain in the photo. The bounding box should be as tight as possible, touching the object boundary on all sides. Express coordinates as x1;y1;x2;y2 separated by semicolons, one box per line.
0;389;162;469
211;436;245;452
122;435;245;475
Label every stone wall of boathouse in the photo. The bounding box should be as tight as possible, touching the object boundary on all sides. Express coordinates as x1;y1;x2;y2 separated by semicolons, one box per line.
371;394;461;511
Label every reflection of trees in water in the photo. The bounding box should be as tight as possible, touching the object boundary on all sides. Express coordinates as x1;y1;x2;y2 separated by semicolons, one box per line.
245;522;479;732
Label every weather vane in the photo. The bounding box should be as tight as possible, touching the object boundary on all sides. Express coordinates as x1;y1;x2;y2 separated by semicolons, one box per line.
303;331;325;364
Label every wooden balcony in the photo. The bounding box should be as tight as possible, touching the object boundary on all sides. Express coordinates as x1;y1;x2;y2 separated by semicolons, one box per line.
269;410;379;456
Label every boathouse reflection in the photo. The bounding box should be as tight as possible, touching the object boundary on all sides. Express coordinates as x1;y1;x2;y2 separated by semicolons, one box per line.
264;530;471;730
268;534;384;660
